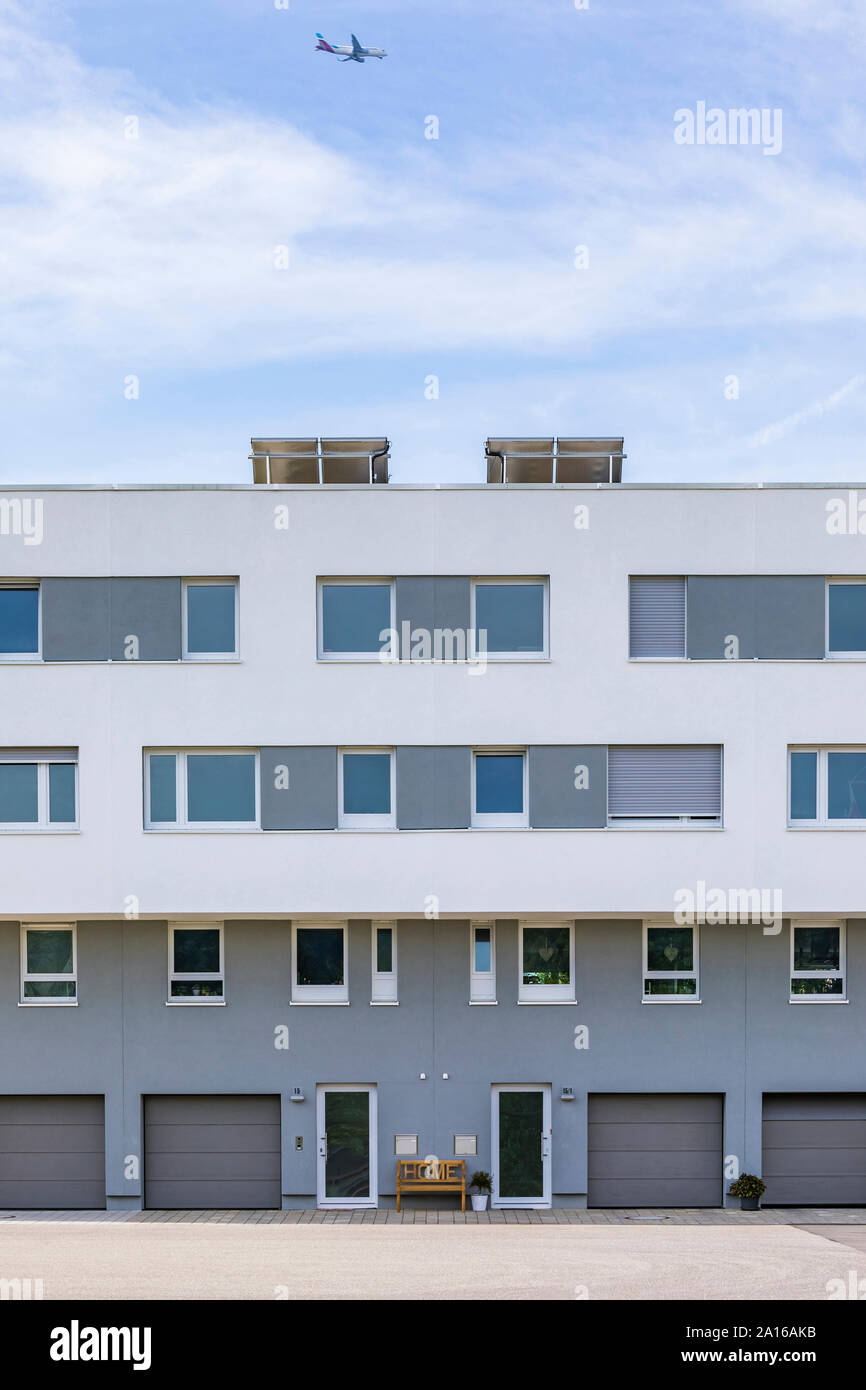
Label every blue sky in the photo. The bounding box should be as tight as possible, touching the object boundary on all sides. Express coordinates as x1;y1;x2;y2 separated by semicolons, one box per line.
2;0;865;483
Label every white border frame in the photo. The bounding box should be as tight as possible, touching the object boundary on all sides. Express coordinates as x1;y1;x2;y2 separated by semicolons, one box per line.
788;746;866;828
371;920;398;1003
469;576;549;660
825;577;866;659
0;752;78;833
317;577;396;661
491;1083;552;1209
471;748;529;828
317;1082;378;1209
181;578;240;661
338;748;396;829
790;918;846;1003
518;921;575;1003
642;921;700;1003
0;582;41;662
291;921;349;1004
144;749;260;830
469;920;496;1003
167;921;225;1005
20;922;77;1005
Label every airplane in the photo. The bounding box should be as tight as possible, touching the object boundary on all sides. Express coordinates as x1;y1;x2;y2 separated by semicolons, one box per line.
315;32;387;62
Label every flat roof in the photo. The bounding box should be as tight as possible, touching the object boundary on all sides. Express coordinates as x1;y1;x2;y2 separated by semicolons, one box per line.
0;482;863;493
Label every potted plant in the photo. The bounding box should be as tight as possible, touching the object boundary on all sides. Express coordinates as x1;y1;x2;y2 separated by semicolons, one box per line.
469;1170;492;1212
728;1174;766;1211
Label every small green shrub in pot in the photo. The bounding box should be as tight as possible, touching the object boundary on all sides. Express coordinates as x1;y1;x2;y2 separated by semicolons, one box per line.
469;1170;492;1211
728;1174;766;1209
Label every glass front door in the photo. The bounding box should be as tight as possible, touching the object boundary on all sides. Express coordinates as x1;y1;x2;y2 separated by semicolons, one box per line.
492;1084;552;1208
316;1085;377;1208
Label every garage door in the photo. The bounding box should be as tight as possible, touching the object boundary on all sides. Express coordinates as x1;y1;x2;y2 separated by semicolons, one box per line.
588;1093;723;1207
144;1095;281;1209
763;1093;866;1205
0;1096;105;1209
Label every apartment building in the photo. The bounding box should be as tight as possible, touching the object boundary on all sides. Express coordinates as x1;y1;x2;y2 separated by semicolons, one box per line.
1;435;866;1211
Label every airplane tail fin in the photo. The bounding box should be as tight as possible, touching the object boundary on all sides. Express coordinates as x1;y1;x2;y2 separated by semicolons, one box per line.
315;33;335;52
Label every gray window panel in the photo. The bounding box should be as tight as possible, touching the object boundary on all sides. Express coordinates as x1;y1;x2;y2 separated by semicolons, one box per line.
608;746;722;817
395;746;471;829
528;745;607;828
185;583;235;655
475;583;544;652
629;577;686;657
41;579;111;662
0;764;38;822
0;587;39;653
475;754;523;813
789;752;817;820
343;753;391;814
828;752;866;820
110;578;182;661
829;583;866;652
686;575;824;659
686;576;756;659
149;755;177;823
48;763;76;822
260;747;337;830
321;584;390;654
395;577;471;659
173;928;220;974
186;754;256;823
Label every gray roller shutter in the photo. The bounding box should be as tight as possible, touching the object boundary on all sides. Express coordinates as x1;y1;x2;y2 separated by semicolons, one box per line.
608;746;722;818
0;1095;105;1209
528;746;607;827
144;1095;281;1209
109;579;182;661
260;747;337;830
396;746;470;828
629;577;686;658
42;579;111;661
762;1093;866;1205
395;577;470;659
588;1093;723;1207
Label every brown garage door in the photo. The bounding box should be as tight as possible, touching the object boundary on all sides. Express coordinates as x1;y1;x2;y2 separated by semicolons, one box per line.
588;1093;723;1207
763;1093;866;1205
144;1095;281;1209
0;1096;105;1209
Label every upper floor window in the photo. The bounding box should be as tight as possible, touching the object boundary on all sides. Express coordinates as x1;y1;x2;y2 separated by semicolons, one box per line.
338;748;395;828
629;577;686;658
643;923;699;1000
21;923;77;1004
789;748;866;825
318;579;393;659
518;922;575;1003
471;749;528;827
471;579;547;658
0;749;77;830
827;580;866;657
608;746;722;825
791;920;845;1001
168;923;224;1002
292;922;348;1004
183;580;238;659
0;584;40;660
145;750;259;829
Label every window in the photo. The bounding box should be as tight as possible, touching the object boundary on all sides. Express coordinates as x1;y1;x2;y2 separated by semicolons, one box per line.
338;749;395;828
292;922;348;1004
791;921;845;1001
643;923;699;1001
518;922;575;1003
608;746;723;825
183;580;238;659
469;921;496;1003
471;579;547;658
472;750;528;828
371;921;397;1003
145;751;258;829
0;584;40;660
168;923;224;1002
0;750;77;830
318;579;394;659
788;748;866;825
827;580;866;657
21;924;76;1003
629;577;686;658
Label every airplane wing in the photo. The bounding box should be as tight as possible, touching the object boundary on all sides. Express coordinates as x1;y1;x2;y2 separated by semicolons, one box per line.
351;33;364;55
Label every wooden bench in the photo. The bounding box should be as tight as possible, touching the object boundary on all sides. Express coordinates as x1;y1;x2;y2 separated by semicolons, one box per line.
396;1158;466;1211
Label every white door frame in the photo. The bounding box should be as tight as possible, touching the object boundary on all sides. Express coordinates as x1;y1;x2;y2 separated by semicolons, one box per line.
491;1083;552;1209
316;1083;378;1209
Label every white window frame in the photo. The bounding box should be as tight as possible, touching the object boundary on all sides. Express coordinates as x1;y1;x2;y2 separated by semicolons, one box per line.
371;920;398;1004
338;747;396;829
0;582;41;662
144;749;260;830
182;578;239;661
167;921;225;1005
517;921;575;1004
642;921;700;1003
291;921;349;1005
787;746;866;828
469;577;549;661
471;748;528;828
317;577;396;661
825;577;866;659
469;920;496;1003
0;750;78;832
20;922;77;1005
790;919;846;1003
